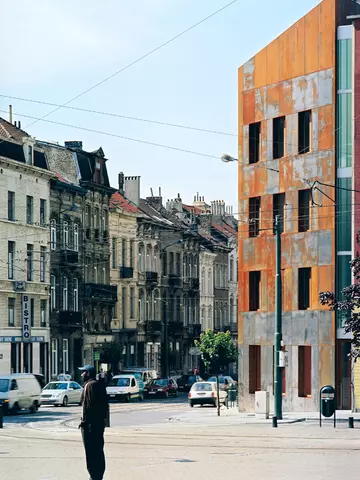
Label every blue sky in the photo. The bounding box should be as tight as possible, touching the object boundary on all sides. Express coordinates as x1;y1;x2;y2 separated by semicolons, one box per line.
2;0;320;212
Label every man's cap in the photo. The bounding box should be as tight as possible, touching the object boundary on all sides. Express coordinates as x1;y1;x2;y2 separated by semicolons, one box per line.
78;365;96;375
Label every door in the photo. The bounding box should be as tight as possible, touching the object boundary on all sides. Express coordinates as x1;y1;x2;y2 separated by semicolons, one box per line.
336;340;352;410
131;378;138;398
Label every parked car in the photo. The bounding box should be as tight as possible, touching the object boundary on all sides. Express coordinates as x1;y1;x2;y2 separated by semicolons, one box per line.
0;374;42;414
224;376;238;387
121;372;145;394
33;373;46;389
121;368;157;385
188;381;227;407
177;374;203;393
106;375;143;402
207;375;235;391
144;378;178;398
41;381;83;407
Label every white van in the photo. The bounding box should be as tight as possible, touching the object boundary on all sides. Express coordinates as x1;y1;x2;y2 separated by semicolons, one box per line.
121;368;157;385
0;374;42;414
106;374;142;402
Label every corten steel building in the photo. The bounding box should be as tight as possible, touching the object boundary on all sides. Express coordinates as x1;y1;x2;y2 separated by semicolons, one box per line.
237;0;360;412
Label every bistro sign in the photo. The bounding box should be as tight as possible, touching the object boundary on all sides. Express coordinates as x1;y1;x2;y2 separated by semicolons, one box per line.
22;295;31;341
0;337;45;343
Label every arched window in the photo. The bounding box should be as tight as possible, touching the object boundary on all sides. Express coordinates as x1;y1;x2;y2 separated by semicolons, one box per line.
193;255;198;278
153;245;159;272
146;245;152;271
188;254;192;278
50;219;57;251
63;221;69;249
229;257;234;282
139;244;145;273
73;223;79;252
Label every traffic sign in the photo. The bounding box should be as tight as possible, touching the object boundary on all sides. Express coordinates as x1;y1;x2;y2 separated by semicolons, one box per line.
94;352;100;361
189;347;201;356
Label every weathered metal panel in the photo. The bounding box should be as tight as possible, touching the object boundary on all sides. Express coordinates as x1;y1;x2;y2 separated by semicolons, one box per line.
266;84;280;119
243;90;255;125
318;68;334;107
318;104;335;150
319;345;334;387
242;125;249;164
279;27;293;82
292;310;305;344
292;18;306;78
254;87;267;122
311;108;319;152
266;119;272;161
243;313;255;344
255;312;267;344
266;159;279;194
305;231;318;265
305;311;319;345
311;345;320;408
266;38;280;85
318;230;333;265
279;80;293;116
292;72;318;113
243;57;255;91
318;311;333;344
254;46;268;89
319;0;336;70
261;120;268;163
305;5;320;74
286;113;298;157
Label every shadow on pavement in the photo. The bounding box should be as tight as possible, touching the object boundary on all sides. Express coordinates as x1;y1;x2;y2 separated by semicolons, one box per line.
4;409;73;424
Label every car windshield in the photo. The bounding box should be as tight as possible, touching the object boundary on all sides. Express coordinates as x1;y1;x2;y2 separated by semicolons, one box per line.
193;383;212;392
149;379;168;387
43;382;68;390
208;377;224;383
110;378;130;387
0;379;9;393
130;373;142;381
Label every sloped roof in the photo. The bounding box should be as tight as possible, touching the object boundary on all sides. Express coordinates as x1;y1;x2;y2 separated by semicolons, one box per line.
110;192;140;214
0;117;30;141
183;204;204;215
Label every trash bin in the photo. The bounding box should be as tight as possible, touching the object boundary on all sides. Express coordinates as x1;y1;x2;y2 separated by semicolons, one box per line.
319;385;336;427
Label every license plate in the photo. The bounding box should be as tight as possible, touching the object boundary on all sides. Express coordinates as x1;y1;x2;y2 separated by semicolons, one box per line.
149;391;156;394
110;395;115;398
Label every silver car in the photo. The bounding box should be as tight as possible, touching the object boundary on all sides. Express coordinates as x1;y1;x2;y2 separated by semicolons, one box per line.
41;381;83;407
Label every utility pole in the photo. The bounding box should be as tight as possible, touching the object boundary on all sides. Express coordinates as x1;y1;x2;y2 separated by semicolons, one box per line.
274;215;283;420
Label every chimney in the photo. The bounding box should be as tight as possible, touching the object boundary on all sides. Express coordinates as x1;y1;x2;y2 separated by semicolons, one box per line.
118;172;124;194
124;175;141;206
18;121;21;129
64;141;83;150
9;105;12;124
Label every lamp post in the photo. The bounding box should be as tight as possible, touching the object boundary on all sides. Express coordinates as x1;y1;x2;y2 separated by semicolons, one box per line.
221;153;283;420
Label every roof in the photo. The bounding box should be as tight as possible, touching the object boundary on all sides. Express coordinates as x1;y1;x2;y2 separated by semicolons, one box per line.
76;150;110;188
0;117;30;142
183;204;204;215
110;192;140;214
139;198;176;227
212;221;237;238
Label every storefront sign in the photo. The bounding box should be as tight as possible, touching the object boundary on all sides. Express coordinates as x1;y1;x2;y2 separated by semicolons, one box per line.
0;336;45;343
22;295;31;341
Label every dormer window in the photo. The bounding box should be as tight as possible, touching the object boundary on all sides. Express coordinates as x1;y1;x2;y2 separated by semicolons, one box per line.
95;161;101;170
27;145;33;165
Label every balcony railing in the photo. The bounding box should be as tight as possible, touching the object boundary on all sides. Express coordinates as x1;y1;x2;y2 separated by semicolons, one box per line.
188;323;201;338
58;311;82;328
59;250;79;265
146;320;162;335
146;271;158;283
222;324;232;333
169;274;181;288
168;321;183;335
82;283;117;302
120;266;134;279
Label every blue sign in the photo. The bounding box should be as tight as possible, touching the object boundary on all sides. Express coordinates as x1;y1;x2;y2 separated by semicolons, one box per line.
0;336;45;343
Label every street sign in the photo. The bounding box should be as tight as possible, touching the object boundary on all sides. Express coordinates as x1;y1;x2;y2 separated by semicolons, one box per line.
94;352;100;361
189;347;201;356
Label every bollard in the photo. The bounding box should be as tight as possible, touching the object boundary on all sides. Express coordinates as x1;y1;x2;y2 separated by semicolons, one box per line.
348;417;354;429
272;416;278;428
0;404;3;429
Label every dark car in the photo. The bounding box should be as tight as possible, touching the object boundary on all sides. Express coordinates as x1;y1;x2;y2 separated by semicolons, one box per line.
144;378;178;398
177;374;203;393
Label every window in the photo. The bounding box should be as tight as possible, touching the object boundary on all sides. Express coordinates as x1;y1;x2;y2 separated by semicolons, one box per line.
8;298;15;326
229;258;234;282
112;238;117;268
176;253;181;276
122;238;126;266
50;219;56;251
122;287;127;326
8;191;15;221
85;205;91;227
8;241;15;279
40;199;46;226
273;193;285;234
30;298;34;327
63;277;68;310
26;196;33;224
298;268;311;310
94;262;98;283
130;287;135;318
162;252;167;276
73;278;79;311
73;224;79;251
102;209;108;232
249;197;260;237
249;271;261;311
40;300;47;327
298;346;312;397
130;240;134;268
298;189;311;232
249;122;261;164
298;110;311;154
51;275;56;310
26;244;33;281
40;247;46;282
249;345;261;394
273;116;285;159
27;145;33;165
169;252;174;274
51;339;58;377
139;244;145;273
62;339;69;373
63;221;69;249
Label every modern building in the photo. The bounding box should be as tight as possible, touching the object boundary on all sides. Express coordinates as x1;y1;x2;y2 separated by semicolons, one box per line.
0;118;53;380
237;0;360;412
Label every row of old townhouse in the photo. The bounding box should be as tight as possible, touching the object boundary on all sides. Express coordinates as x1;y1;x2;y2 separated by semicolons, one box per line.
0;117;238;383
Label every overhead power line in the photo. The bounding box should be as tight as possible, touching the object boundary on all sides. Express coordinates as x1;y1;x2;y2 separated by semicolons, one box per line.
23;0;240;131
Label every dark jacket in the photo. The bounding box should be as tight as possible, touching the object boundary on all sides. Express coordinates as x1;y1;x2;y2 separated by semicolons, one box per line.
80;378;108;428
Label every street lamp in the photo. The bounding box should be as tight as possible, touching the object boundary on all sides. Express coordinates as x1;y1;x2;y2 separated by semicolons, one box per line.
221;153;238;163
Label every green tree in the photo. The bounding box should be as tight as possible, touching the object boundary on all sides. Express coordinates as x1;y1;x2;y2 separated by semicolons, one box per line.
195;330;237;416
100;341;123;372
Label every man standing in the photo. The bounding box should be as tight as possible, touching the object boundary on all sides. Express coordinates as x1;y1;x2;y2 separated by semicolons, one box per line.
79;365;108;480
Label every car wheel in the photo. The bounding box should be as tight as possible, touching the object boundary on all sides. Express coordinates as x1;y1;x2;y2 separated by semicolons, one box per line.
10;402;20;415
62;396;68;407
190;402;194;408
164;391;169;399
29;401;38;414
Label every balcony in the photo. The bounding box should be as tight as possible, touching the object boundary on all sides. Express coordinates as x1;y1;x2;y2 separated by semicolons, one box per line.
169;274;181;288
59;249;79;265
58;311;82;328
189;278;200;290
168;321;183;335
82;283;117;302
94;228;100;241
120;266;134;279
146;271;158;284
146;320;162;335
188;323;201;338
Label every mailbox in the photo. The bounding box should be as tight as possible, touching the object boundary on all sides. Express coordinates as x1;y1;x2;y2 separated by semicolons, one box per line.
319;385;336;427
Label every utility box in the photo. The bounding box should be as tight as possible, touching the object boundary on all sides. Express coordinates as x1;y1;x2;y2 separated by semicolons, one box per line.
255;391;270;419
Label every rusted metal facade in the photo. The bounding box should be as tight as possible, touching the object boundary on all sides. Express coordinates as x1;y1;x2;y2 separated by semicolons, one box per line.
237;0;353;412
